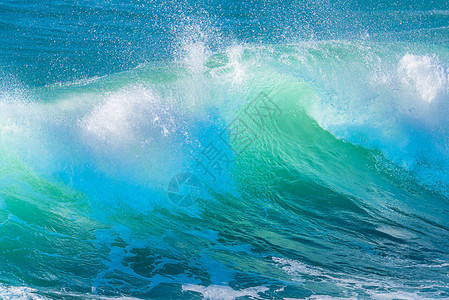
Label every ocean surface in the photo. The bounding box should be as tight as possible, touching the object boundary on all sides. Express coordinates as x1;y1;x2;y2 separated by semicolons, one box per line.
1;0;449;299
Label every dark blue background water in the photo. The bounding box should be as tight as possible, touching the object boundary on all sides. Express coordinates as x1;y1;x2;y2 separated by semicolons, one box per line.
1;0;448;86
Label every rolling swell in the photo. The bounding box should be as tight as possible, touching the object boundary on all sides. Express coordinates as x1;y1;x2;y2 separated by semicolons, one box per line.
0;41;449;298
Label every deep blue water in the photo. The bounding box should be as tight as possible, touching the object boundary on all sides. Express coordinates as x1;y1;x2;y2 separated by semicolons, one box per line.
2;0;449;85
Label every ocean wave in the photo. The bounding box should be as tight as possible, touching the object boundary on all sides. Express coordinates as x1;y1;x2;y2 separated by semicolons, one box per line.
1;40;449;298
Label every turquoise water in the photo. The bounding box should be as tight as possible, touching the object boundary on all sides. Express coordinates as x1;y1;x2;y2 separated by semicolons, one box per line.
1;1;449;299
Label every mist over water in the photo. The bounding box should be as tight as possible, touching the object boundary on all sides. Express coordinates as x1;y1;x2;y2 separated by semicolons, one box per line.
1;0;449;299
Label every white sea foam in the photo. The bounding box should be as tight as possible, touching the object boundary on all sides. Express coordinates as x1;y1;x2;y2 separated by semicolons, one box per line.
182;284;268;300
273;257;449;299
79;85;177;148
0;284;46;300
398;54;449;103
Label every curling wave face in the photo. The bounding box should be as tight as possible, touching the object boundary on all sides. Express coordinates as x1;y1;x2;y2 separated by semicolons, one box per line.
1;40;449;298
